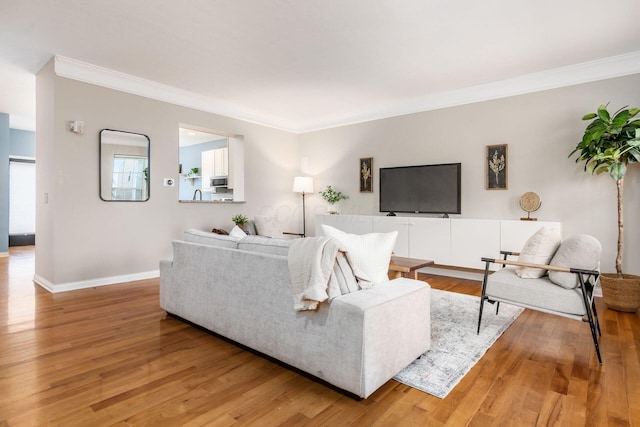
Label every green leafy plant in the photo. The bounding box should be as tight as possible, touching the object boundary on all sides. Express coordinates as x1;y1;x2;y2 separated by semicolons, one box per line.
231;214;248;225
319;185;349;204
570;103;640;276
189;167;199;176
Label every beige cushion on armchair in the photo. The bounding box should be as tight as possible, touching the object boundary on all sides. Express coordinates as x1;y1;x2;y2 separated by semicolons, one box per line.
515;227;561;278
549;235;601;289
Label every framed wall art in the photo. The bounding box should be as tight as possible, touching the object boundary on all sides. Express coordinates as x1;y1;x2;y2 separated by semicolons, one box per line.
360;157;373;192
486;144;508;190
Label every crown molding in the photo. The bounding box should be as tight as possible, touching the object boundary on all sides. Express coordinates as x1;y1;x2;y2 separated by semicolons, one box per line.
55;51;640;134
53;56;294;133
301;50;640;133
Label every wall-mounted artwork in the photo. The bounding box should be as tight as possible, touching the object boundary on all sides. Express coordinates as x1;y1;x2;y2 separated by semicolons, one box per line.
486;144;508;190
360;157;373;192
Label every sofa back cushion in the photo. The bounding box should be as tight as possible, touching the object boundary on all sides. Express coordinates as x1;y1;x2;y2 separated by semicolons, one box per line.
183;229;240;249
238;235;291;256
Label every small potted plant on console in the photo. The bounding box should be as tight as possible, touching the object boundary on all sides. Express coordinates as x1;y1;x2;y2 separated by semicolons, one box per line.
319;185;348;214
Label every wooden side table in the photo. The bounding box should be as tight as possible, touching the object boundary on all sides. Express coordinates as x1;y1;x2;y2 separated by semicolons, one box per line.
389;256;434;280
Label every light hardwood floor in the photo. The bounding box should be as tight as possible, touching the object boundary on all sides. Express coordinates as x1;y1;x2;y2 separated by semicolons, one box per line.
1;246;639;426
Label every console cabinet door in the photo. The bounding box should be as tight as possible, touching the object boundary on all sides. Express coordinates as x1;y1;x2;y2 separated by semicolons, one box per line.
408;218;451;266
451;219;501;270
500;220;562;253
316;214;374;236
373;217;409;257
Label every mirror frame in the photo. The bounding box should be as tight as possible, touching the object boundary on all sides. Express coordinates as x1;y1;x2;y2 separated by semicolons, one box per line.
99;129;150;202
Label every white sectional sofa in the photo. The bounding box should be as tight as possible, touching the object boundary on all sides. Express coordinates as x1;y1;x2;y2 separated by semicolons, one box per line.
159;229;431;398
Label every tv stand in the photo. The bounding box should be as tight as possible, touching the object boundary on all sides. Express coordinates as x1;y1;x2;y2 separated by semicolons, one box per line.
386;212;396;216
442;213;449;218
315;214;561;275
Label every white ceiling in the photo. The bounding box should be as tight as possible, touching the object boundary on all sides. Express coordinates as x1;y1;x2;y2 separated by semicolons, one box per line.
2;0;640;132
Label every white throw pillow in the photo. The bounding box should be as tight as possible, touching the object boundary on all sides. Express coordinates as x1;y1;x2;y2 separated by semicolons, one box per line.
229;225;247;238
254;216;280;238
548;235;601;289
515;227;561;278
321;224;398;284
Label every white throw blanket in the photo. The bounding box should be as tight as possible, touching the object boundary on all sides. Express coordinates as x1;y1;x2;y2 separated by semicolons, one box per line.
288;237;372;311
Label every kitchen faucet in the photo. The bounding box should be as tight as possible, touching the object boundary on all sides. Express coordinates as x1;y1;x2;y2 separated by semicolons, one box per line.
193;189;202;201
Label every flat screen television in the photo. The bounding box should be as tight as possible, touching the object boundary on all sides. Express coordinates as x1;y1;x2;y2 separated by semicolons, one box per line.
379;163;461;215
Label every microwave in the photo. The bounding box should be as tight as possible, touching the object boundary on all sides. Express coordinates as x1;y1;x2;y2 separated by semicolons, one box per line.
210;177;228;187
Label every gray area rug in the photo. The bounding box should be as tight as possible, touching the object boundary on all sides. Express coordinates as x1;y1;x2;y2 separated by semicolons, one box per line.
394;289;523;399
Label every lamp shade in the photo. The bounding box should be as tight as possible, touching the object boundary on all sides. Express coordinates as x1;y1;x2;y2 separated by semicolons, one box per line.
292;176;314;194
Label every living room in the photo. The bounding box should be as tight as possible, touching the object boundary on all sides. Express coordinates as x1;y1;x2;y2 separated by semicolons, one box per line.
1;1;639;424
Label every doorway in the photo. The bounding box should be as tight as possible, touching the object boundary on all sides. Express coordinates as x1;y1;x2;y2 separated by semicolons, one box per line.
9;158;36;246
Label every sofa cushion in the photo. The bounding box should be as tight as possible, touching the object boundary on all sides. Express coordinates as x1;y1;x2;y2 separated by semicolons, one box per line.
238;235;291;256
321;224;397;285
183;229;240;249
487;268;586;316
515;227;561;278
548;235;601;289
254;216;280;238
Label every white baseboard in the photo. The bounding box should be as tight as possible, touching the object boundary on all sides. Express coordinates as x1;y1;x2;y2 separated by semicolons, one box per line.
0;252;9;258
33;270;160;293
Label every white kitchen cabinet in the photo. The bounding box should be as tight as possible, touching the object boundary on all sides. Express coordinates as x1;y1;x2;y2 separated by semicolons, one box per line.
201;147;229;191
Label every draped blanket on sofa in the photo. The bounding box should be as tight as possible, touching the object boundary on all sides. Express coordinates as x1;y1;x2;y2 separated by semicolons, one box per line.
288;237;372;311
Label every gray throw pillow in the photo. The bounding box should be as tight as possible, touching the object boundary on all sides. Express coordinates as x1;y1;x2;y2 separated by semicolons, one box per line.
548;235;601;289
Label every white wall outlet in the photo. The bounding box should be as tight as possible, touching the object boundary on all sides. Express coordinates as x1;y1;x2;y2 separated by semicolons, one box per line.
163;178;175;187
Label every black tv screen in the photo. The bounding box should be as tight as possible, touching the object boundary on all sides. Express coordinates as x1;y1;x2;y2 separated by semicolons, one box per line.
379;163;461;214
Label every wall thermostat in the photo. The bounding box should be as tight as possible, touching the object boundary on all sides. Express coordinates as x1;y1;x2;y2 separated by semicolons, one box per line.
69;120;85;134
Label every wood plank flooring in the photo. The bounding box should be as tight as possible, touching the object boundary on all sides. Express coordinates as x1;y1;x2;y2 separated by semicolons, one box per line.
1;246;639;426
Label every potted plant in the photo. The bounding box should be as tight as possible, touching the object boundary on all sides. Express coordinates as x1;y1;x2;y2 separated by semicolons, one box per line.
319;185;348;214
189;167;200;176
570;103;640;312
231;214;248;231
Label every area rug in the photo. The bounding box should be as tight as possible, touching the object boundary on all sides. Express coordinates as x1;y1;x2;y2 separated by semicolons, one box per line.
394;289;523;398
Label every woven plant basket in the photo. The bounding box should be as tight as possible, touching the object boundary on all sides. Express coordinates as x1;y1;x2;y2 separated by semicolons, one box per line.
600;274;640;312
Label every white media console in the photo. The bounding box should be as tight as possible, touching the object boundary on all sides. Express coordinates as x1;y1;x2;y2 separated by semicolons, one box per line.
315;214;562;279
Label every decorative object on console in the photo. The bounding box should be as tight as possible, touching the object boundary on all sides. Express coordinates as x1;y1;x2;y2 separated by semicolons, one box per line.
570;103;640;312
519;191;541;221
486;144;508;190
360;157;373;193
292;176;314;237
319;185;348;214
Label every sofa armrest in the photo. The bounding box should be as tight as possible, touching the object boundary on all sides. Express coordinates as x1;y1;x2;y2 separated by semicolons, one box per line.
331;278;431;397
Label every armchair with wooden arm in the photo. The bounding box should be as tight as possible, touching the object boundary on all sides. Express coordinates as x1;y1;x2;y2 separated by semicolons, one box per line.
477;237;602;365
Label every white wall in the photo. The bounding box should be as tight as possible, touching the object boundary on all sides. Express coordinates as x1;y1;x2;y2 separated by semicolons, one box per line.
299;74;640;275
36;59;301;289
